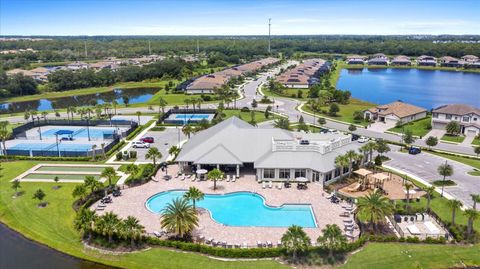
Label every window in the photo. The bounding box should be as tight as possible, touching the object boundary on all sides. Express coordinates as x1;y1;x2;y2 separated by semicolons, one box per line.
432;113;438;118
325;172;333;182
343;166;349;174
474;118;478;121
334;167;341;177
463;116;470;122
294;169;306;178
263;169;275;179
312;171;320;182
279;169;290;179
446;114;452;120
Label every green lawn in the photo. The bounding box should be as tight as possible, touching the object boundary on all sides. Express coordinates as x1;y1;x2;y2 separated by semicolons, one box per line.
427;151;480;170
467;170;480;176
341;243;480;269
302;98;374;126
441;134;466;144
222;109;278;123
262;87;310;101
0;161;286;269
387;117;432;137
472;137;480;146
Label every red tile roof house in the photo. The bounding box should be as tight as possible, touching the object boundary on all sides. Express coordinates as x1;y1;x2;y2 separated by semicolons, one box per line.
461;55;480;69
416;55;437;66
367;53;389;66
391;55;412;66
275;59;330;88
364;101;427;125
432;104;480;136
439;56;465;67
346;55;366;65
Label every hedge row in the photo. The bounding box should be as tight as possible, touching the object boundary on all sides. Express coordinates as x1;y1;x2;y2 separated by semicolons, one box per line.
146;237;284;258
0;155;91;162
126;120;156;140
105;141;126;157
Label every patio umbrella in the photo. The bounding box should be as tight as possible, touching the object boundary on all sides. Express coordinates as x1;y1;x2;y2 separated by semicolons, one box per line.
295;177;309;182
196;169;208;175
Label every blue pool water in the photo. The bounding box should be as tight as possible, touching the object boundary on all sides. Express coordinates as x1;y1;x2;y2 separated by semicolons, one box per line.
41;128;115;139
146;191;317;228
337;68;480;109
8;143;93;152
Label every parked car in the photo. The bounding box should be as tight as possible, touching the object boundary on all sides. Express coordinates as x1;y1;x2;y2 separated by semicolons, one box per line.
141;137;154;143
357;136;369;143
351;134;360;141
408;146;421;155
132;141;150;148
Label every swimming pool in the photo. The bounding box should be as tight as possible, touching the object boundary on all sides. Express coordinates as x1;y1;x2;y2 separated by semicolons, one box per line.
146;191;317;228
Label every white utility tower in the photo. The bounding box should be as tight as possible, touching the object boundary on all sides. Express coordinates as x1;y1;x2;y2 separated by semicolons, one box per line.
268;18;271;53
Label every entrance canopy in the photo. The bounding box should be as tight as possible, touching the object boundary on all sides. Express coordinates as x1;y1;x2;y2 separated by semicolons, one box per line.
54;130;74;136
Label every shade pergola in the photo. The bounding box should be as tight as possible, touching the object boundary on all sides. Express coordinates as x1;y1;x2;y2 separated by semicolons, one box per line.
371;173;390;188
354;168;373;177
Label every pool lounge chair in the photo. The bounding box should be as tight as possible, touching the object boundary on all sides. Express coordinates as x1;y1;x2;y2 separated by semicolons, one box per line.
257;241;263;247
277;240;282;247
226;175;230;182
262;181;267;189
267;241;273;247
268;181;273;188
181;174;185;180
232;176;237;182
185;174;191;179
191;175;196;181
222;241;227;248
206;238;213;244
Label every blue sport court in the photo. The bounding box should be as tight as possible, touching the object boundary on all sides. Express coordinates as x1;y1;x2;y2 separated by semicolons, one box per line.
8;143;93;152
165;113;214;124
41;127;116;139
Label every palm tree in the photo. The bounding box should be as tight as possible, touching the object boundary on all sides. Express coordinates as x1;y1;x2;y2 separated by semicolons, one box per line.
438;162;453;197
424;186;436;211
470;194;480;210
360;141;377;163
345;150;360;178
136;111;142;124
158;97;168;116
317;224;347;258
447;199;462;225
356;190;394;232
281;225;311;262
125;163;139;176
41;111;48;121
207;168;224;191
334;154;349;177
160;197;199;238
146;147;162;165
96;212;121;243
32;188;46;206
11;179;21;196
122;216;145;248
404;182;414;211
273;117;290;130
168;146;180;157
91;144;97;161
72;184;87;202
112;100;118;115
74;208;97;242
100;143;106;159
464;209;479;238
84;175;103;194
183;187;204;210
182;125;193;139
101;167;117;188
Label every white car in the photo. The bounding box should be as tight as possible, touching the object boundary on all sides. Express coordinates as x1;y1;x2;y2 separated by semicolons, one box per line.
357;136;369;143
132;141;150;148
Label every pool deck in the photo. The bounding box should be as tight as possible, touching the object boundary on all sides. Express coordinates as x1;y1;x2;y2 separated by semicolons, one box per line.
93;165;359;247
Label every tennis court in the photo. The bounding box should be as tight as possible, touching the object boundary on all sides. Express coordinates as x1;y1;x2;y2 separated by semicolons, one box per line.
8;143;93;152
41;127;116;139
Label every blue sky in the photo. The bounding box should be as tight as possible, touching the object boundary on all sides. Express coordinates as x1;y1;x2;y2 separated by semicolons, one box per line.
1;0;479;35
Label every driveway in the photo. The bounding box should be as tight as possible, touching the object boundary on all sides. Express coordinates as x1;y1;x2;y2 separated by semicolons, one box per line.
368;121;396;133
384;147;479;207
130;127;186;163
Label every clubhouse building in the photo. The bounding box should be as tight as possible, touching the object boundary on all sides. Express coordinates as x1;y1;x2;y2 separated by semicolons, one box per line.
176;117;364;185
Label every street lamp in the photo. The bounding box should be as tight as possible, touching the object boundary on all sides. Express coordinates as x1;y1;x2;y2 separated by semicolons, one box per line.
55;133;60;157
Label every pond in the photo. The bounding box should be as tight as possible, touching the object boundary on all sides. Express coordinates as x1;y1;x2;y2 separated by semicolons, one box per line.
0;222;116;269
337;68;480;109
0;88;159;114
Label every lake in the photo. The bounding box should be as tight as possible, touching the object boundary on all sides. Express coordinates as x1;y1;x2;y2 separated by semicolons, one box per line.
0;222;115;269
337;68;480;109
0;88;158;114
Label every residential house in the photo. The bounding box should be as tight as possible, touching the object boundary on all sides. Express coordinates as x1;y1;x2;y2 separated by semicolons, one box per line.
432;104;480;136
66;61;90;70
176;117;365;185
461;55;479;64
416;55;437;66
368;53;389;65
275;58;330;88
439;56;465;67
391;55;412;66
346;55;366;65
364;101;427;125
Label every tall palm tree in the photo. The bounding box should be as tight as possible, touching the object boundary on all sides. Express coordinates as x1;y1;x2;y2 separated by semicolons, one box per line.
72;184;87;202
96;212;121;243
464;209;479;238
404;182;414;211
424;186;436;211
91;144;97;161
281;225;311;262
112;100;118;115
146;147;162;165
136;111;142;124
207;168;224;191
168;146;180;157
158;97;168;116
447;199;462;225
161;197;198;238
183;187;205;210
122;216;145;248
345;150;360;178
360;141;377;163
84;175;103;194
356;190;394;232
470;194;480;210
101;167;117;188
334;154;349;177
182;124;193;139
317;224;347;258
74;208;97;242
438;162;453;197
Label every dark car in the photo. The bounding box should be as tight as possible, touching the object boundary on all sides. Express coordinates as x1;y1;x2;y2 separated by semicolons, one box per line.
141;137;154;143
408;146;421;155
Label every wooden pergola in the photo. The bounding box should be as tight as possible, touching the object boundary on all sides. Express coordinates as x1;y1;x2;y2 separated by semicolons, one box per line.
370;173;390;189
353;168;373;189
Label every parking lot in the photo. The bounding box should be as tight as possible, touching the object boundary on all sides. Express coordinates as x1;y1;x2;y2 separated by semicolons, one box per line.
129;127;186;163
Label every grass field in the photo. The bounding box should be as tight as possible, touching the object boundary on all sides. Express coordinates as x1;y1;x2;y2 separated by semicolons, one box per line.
0;161;287;269
387;117;432;137
441;134;466;144
428;151;480;170
472;137;480;146
302;98;374;126
222;109;277;123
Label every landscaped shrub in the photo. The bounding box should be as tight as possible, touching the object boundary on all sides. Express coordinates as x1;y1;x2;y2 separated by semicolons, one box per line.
115;152;122;161
129;151;137;159
432;180;456;186
240;107;250;112
150;126;166;132
106;141;126;157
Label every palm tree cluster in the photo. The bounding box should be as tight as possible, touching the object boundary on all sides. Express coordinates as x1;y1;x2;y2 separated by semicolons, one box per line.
74;209;145;248
161;197;199;239
356;189;394;232
72;175;104;204
334;150;364;179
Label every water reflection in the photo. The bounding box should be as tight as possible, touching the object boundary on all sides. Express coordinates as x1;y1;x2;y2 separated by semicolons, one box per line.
0;88;158;114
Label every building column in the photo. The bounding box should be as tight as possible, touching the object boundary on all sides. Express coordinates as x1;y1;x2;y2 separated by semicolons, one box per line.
236;165;239;177
216;164;220;170
196;164;201;170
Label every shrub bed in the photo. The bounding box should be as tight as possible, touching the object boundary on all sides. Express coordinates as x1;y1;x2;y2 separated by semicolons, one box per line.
432;180;456;186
